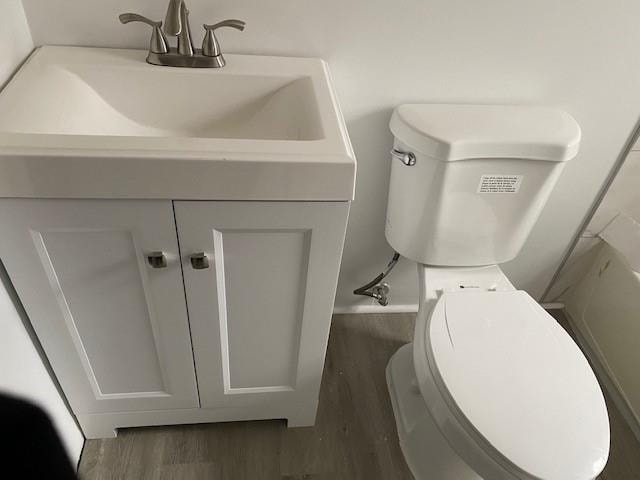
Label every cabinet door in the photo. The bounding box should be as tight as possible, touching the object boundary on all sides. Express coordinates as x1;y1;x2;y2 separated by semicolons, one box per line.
0;200;199;415
175;201;348;423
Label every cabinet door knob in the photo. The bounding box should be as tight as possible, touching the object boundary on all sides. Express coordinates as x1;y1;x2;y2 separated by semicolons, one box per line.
147;251;168;269
190;252;210;270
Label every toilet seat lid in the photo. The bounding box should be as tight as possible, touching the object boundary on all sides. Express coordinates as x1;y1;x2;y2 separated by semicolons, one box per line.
425;290;609;480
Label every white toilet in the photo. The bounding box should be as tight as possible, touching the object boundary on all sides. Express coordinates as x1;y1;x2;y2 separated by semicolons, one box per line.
385;104;610;480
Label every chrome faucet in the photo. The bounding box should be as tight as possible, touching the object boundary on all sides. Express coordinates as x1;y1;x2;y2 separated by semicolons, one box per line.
119;0;245;68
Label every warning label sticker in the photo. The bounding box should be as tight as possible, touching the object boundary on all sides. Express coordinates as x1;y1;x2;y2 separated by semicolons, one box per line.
477;175;523;194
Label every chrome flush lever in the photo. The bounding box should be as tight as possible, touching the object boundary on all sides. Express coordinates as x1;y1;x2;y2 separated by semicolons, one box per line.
391;148;417;166
119;13;169;54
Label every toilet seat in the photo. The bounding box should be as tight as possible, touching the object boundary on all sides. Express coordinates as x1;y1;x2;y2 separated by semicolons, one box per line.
414;290;610;480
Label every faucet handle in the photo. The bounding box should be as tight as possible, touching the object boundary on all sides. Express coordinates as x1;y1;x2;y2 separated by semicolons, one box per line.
119;13;169;54
202;20;246;58
203;19;247;32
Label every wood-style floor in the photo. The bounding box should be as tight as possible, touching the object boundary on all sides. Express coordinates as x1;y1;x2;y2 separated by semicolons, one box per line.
79;312;640;479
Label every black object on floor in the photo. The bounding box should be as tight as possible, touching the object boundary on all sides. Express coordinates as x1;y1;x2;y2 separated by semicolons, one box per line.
0;392;76;479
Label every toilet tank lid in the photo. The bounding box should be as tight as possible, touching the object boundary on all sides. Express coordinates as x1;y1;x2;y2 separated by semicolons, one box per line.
389;104;581;162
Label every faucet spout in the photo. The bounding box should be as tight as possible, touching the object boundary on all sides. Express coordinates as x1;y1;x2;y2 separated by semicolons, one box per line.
164;0;183;36
164;0;195;56
177;5;195;56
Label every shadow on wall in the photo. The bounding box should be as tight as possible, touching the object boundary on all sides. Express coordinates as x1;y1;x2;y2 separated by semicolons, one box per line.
335;108;406;306
0;261;71;415
340;102;489;310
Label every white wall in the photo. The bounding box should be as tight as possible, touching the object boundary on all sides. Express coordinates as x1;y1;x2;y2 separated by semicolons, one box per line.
0;0;84;465
588;147;640;232
546;140;640;302
18;0;640;309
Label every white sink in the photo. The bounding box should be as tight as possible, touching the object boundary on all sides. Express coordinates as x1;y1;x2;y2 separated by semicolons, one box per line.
0;46;355;200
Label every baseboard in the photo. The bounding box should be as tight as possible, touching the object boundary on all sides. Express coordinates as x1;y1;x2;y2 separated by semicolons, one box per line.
563;309;640;443
334;300;557;315
334;295;558;315
333;304;418;314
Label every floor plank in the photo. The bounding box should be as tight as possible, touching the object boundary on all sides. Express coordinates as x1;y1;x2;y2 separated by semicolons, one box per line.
79;312;640;479
78;313;415;480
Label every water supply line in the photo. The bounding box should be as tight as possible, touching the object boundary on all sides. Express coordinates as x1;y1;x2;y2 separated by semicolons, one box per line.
353;252;400;306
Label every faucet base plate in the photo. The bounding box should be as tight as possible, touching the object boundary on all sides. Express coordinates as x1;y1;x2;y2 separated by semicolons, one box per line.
147;48;225;68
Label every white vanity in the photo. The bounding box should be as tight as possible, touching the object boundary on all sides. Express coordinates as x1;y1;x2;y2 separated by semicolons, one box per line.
0;47;355;438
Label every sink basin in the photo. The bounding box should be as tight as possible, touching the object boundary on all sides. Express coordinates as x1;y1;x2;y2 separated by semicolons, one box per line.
0;53;323;141
0;47;355;201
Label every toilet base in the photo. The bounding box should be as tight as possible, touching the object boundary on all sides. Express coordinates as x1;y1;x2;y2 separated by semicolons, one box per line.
386;344;482;480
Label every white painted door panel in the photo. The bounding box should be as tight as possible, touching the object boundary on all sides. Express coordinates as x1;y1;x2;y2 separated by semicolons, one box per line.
0;200;199;414
175;201;349;420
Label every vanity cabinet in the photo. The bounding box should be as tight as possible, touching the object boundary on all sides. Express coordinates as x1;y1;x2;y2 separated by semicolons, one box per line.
0;199;349;438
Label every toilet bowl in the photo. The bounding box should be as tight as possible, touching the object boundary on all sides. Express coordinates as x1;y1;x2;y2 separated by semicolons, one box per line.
386;265;610;480
383;104;610;479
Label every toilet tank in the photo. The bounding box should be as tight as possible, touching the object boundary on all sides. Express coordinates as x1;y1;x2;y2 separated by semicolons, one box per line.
385;104;581;266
